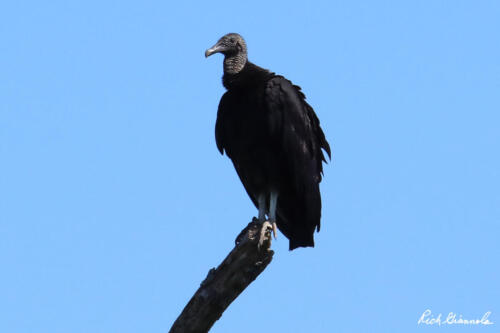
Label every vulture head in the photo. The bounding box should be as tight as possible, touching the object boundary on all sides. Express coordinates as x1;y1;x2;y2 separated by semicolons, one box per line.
205;33;247;74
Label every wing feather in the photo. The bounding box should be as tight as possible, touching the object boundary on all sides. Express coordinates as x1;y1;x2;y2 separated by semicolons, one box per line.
265;76;330;186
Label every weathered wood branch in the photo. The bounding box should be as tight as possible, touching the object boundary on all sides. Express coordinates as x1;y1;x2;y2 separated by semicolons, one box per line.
169;219;274;333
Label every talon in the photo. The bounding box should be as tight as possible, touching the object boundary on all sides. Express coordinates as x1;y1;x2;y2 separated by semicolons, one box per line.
258;221;273;250
271;221;278;239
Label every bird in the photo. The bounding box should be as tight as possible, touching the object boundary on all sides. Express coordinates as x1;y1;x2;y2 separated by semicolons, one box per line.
205;33;331;250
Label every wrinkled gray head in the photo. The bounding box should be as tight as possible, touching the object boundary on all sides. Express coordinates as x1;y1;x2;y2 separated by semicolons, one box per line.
205;33;247;74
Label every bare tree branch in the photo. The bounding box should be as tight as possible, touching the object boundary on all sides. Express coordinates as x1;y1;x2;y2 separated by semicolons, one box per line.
169;219;274;333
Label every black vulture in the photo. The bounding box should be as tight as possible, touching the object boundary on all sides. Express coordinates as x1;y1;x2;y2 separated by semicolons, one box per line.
205;33;331;250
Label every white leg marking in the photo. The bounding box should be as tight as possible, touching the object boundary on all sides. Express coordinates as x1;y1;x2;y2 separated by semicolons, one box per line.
269;191;278;239
258;193;266;222
269;191;278;222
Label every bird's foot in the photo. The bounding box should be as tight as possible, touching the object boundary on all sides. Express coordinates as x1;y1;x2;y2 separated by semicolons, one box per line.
235;217;275;250
269;221;278;239
258;221;274;250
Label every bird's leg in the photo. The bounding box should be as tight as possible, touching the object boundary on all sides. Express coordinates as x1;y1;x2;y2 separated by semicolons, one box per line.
268;191;278;239
257;193;266;223
254;193;274;248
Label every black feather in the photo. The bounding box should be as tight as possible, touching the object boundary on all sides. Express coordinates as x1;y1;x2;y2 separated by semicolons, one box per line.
213;51;330;250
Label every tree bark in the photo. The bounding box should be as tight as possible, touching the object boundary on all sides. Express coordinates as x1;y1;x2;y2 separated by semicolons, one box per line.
169;219;274;333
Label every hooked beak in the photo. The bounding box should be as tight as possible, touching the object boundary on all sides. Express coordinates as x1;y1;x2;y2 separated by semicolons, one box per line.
205;42;223;58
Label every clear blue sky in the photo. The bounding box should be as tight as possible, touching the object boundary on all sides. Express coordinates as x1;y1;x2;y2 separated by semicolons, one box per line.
1;1;499;332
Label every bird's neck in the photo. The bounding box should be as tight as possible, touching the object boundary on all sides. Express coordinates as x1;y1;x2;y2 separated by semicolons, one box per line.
222;62;273;90
223;53;247;75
